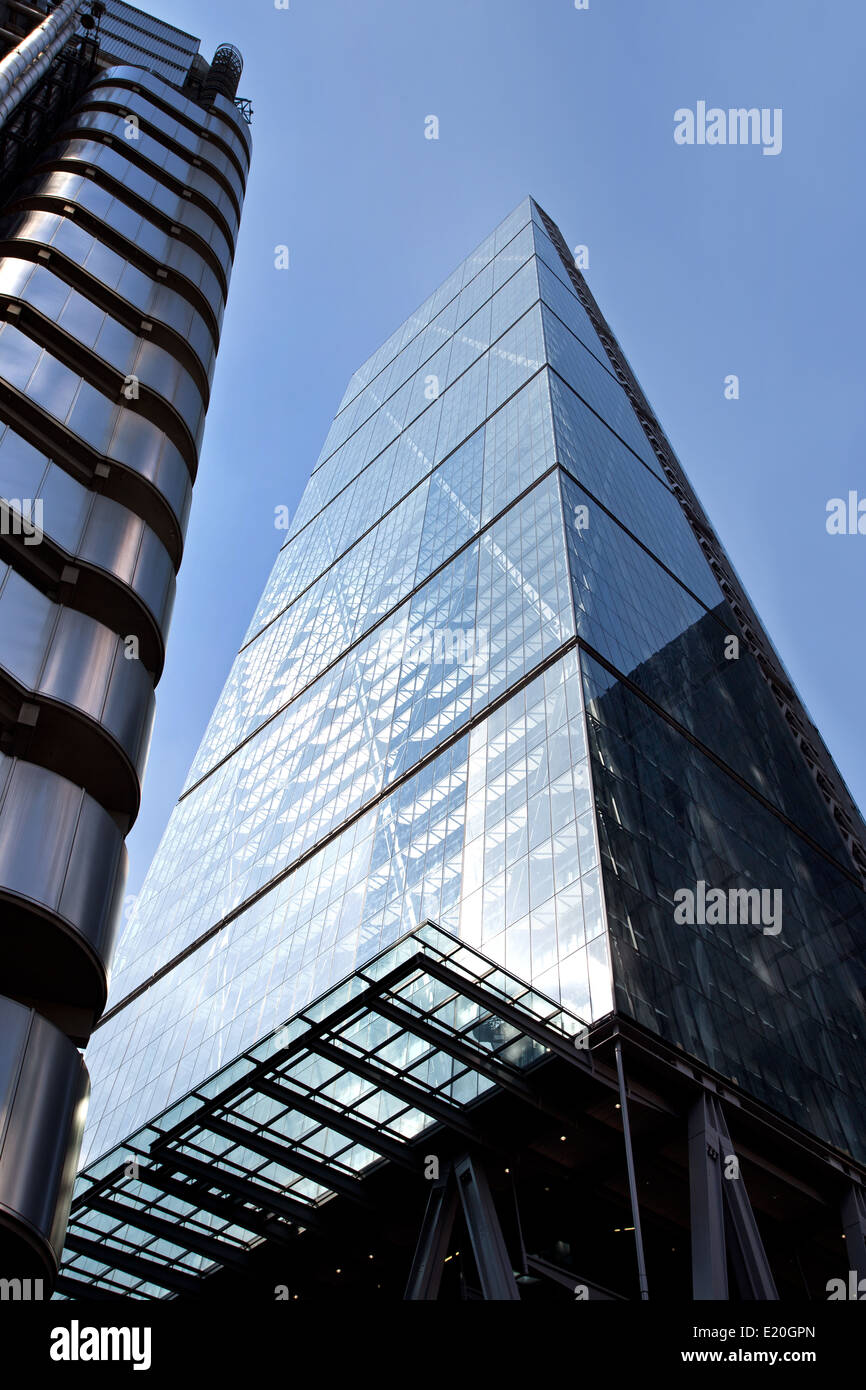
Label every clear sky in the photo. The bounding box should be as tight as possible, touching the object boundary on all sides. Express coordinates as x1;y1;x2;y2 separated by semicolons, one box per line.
121;0;866;904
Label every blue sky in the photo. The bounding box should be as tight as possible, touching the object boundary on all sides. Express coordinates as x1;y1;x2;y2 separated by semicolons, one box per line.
123;0;866;901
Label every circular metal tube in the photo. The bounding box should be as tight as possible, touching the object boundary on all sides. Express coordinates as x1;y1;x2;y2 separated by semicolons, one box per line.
0;0;82;129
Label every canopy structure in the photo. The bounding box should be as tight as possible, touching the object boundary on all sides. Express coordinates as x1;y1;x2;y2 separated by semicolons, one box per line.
56;922;866;1302
57;923;601;1299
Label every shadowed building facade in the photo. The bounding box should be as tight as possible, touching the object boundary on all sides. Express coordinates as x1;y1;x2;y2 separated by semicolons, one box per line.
56;198;866;1302
0;1;251;1283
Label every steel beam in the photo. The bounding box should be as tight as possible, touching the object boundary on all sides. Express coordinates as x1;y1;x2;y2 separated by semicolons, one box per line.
53;1273;127;1300
715;1099;778;1301
137;1165;295;1245
525;1254;623;1300
689;1092;732;1299
306;1037;494;1148
149;953;438;1148
689;1092;777;1300
86;1193;250;1272
193;1114;372;1205
453;1154;520;1301
370;995;572;1123
63;1231;201;1298
419;954;598;1076
255;1075;416;1169
615;1041;649;1299
404;1166;459;1300
150;1149;321;1229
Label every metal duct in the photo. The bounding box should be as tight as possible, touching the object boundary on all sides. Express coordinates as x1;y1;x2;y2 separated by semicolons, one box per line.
0;0;81;129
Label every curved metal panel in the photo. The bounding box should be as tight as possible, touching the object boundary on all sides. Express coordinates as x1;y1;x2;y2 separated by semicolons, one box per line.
82;84;246;213
0;319;192;538
0;753;127;1033
0;208;216;380
0;256;207;453
0;422;176;644
81;497;177;641
63;107;240;240
39;606;155;768
36;137;234;285
0;996;89;1279
12;168;227;331
94;65;252;171
210;91;254;159
105;404;192;532
0;564;156;796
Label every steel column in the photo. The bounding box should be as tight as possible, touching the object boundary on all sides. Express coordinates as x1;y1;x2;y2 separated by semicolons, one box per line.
453;1155;520;1301
689;1091;777;1300
404;1166;459;1301
689;1092;731;1299
405;1155;520;1301
615;1041;650;1300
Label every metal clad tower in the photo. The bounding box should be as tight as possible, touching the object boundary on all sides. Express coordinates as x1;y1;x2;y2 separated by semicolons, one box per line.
0;1;251;1282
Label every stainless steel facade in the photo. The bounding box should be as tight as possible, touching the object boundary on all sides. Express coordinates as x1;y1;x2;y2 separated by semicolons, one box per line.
0;5;250;1281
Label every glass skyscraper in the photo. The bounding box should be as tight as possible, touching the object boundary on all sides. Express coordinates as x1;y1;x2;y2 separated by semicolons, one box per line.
59;196;866;1301
0;1;251;1283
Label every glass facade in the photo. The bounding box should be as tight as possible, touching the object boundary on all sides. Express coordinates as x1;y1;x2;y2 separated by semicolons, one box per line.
82;197;866;1176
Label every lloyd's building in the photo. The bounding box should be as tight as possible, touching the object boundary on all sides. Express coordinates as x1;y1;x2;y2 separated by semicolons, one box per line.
13;179;866;1296
0;0;251;1285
